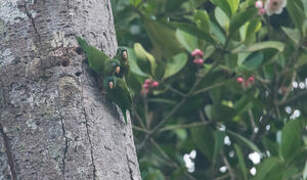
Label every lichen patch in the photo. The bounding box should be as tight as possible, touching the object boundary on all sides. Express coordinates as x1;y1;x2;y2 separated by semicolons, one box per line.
0;48;15;66
0;0;28;25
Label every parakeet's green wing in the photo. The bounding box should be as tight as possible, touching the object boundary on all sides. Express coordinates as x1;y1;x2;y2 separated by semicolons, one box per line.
76;37;88;51
117;79;132;123
103;58;121;77
77;37;111;75
107;78;132;123
116;78;132;108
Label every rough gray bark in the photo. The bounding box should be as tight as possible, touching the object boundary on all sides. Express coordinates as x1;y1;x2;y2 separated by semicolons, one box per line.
0;0;141;179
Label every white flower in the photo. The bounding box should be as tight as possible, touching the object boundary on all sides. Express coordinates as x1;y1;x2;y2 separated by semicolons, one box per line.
248;152;262;164
255;1;264;9
264;0;287;16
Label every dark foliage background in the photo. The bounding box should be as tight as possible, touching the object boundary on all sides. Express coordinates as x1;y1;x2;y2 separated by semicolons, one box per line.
111;0;307;179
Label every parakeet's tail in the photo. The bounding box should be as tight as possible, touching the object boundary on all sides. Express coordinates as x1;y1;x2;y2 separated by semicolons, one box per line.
121;108;128;124
76;36;88;52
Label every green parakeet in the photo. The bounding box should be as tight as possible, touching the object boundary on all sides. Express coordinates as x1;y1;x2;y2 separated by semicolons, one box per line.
77;37;132;123
104;76;132;123
116;47;129;78
77;37;127;78
76;37;110;75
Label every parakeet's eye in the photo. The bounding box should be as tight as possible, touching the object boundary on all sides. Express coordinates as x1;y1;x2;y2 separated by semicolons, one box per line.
109;81;114;89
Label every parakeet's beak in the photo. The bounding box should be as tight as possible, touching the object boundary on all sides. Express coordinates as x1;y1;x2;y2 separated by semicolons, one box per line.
109;81;114;89
115;66;121;74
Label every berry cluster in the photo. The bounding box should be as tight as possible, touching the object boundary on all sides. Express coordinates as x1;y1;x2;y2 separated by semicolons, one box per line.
191;49;205;65
255;0;266;15
142;79;159;95
237;76;255;88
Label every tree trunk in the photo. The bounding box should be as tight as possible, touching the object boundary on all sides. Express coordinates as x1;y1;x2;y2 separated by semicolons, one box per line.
0;0;141;179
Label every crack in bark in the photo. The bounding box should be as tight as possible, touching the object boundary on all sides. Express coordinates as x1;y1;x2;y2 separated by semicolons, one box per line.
56;87;69;179
24;4;41;43
126;154;134;180
58;110;68;180
23;2;46;74
82;108;97;180
0;123;17;180
81;63;97;180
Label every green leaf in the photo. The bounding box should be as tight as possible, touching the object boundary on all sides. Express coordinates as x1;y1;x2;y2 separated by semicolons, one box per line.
205;105;213;120
280;119;302;160
242;52;264;71
303;161;307;180
297;51;307;67
193;0;210;7
191;126;214;161
145;168;165;180
248;41;285;52
227;0;239;15
174;22;216;44
228;130;261;153
213;131;225;162
215;7;230;32
229;7;257;37
281;27;301;45
176;29;198;52
127;48;148;77
252;157;283;180
194;9;211;33
129;0;142;7
210;0;232;17
174;129;187;141
233;41;285;53
234;144;248;180
144;18;183;58
163;53;188;79
234;92;253;114
287;0;305;32
165;0;185;12
134;43;157;75
211;104;235;121
282;167;299;180
245;19;262;41
209;21;226;44
203;45;216;59
148;98;176;105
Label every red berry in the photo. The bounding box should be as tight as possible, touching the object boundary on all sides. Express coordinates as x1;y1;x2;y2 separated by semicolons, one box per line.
237;77;244;84
152;81;159;87
145;79;152;84
197;59;204;64
258;8;266;15
143;83;149;89
191;49;204;57
248;76;255;83
193;58;204;65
